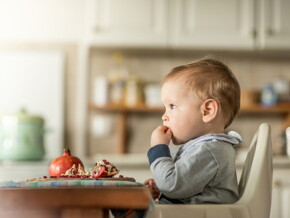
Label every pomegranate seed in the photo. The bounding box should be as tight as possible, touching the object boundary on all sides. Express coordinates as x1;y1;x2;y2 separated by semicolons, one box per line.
103;159;110;164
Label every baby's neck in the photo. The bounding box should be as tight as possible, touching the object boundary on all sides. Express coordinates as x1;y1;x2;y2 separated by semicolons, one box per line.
202;124;225;136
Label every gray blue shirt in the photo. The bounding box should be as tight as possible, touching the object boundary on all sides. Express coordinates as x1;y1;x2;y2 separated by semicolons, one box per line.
147;132;241;204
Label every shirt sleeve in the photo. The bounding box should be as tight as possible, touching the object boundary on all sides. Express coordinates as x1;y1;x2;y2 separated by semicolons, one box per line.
149;144;218;199
147;144;171;164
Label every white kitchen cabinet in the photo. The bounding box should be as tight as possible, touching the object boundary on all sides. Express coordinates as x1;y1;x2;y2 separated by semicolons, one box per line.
169;0;255;50
84;0;254;49
85;0;290;50
84;0;168;48
0;0;84;43
281;185;290;218
257;0;290;49
271;179;283;218
169;0;290;50
269;168;290;218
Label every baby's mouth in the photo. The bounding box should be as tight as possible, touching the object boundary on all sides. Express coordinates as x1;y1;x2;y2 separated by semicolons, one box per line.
163;124;169;132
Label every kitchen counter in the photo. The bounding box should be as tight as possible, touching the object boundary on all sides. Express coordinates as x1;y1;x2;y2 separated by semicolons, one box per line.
1;154;290;183
235;154;290;169
0;155;151;183
271;156;290;168
92;153;290;169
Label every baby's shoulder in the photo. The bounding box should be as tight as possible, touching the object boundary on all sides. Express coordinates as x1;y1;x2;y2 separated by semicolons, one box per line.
201;141;237;162
190;140;235;157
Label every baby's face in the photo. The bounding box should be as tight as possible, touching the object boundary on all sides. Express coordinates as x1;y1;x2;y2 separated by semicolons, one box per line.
161;81;205;145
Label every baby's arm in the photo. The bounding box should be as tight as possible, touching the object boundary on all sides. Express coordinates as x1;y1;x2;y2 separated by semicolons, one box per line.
148;145;217;199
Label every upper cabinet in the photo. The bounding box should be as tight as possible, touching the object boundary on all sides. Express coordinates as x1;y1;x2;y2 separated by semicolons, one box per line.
84;0;168;48
84;0;290;50
257;0;290;49
1;0;289;49
169;0;255;50
0;0;84;43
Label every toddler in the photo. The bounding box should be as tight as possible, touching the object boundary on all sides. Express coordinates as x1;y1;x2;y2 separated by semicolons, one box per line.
145;58;242;204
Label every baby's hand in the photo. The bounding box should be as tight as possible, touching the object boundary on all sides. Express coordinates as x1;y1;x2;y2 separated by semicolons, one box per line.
151;125;172;147
144;178;160;200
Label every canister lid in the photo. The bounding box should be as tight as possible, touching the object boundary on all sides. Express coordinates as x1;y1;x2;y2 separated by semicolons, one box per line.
0;108;44;123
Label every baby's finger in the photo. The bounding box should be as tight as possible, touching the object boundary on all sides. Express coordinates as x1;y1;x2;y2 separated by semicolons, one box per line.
165;127;172;135
144;180;150;185
148;179;155;186
152;191;160;199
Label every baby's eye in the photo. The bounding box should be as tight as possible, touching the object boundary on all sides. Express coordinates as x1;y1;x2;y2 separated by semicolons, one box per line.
170;104;176;109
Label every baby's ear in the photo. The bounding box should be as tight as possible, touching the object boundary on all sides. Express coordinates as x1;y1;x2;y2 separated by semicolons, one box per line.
201;99;219;123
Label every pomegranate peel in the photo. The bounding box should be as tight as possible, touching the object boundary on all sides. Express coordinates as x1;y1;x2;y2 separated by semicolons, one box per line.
49;148;84;178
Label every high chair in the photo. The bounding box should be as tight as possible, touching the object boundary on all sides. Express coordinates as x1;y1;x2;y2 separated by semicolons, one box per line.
147;123;273;218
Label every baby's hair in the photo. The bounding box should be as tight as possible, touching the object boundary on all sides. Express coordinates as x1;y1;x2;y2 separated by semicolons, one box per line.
163;58;240;128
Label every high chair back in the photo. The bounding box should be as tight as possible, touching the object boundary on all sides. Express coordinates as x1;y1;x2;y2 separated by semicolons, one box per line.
236;123;272;217
147;123;273;218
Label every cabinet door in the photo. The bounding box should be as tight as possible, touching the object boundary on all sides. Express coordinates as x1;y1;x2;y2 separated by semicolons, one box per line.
281;183;290;218
258;0;290;49
0;0;84;43
271;179;282;218
84;0;168;47
169;0;255;50
272;169;290;218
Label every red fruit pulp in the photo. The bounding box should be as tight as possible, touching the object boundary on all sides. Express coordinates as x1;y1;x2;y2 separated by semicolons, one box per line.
49;148;84;177
92;166;107;178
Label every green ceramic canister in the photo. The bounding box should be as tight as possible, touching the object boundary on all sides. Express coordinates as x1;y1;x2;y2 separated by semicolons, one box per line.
0;109;45;161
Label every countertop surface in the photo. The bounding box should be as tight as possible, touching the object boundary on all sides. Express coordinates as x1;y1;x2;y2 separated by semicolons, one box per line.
92;153;290;169
1;154;290;169
0;154;290;183
235;155;290;169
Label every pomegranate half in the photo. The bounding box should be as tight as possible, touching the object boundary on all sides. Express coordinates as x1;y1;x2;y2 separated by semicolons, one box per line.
49;148;84;177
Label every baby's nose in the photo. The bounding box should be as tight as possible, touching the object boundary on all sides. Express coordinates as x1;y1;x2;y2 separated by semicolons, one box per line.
162;113;168;122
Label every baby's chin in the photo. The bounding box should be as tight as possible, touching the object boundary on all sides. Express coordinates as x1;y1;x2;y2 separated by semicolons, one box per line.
171;134;193;145
171;137;185;146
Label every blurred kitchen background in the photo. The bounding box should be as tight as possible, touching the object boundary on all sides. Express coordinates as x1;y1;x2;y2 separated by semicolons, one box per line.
0;1;290;216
